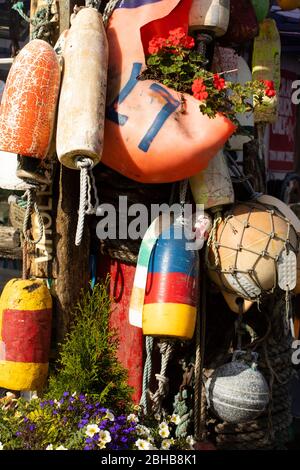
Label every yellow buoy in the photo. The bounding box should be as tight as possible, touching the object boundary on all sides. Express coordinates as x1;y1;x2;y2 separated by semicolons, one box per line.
0;279;52;391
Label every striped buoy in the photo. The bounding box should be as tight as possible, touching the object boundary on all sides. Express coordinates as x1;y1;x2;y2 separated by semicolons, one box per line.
143;221;199;340
0;279;52;391
0;40;60;159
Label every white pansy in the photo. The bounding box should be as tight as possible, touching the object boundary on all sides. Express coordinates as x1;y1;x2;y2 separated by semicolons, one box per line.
99;430;111;443
98;441;107;449
159;427;170;438
0;442;3;450
159;421;169;430
127;413;139;423
161;439;173;450
56;445;67;450
85;424;100;437
105;411;115;422
170;414;181;425
46;444;53;450
135;439;152;450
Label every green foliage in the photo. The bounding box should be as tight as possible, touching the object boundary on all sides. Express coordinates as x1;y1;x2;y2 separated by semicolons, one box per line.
46;281;133;412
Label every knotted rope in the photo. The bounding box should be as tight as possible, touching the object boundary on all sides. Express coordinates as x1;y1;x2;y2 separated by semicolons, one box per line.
75;157;99;246
13;0;56;43
22;188;44;246
139;336;154;414
149;341;174;416
103;0;120;26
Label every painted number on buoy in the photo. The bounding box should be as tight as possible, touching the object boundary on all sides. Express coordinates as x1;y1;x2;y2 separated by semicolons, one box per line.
106;62;180;152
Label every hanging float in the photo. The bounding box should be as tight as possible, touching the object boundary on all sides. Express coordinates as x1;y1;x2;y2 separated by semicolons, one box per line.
188;0;230;37
142;219;199;340
0;39;60;159
0;151;32;191
250;0;270;23
252;19;281;124
206;201;298;313
0;279;52;391
277;0;300;9
101;0;235;183
213;48;254;151
206;352;269;423
56;7;108;170
219;0;259;46
189;150;234;210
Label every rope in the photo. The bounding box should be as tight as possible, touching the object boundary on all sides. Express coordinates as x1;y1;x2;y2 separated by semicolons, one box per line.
75;157;98;246
206;210;222;267
13;0;55;43
85;0;102;8
149;341;174;416
139;336;154;414
22;240;28;280
103;0;119;26
22;189;44;245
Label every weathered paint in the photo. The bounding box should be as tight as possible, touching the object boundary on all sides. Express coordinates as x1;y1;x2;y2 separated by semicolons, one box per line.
56;8;108;169
0;40;60;158
143;222;199;339
188;0;230;36
101;0;235;183
0;279;52;391
98;256;143;404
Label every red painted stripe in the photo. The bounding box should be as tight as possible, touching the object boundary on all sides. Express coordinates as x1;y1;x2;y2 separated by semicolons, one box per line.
144;271;197;306
1;309;52;363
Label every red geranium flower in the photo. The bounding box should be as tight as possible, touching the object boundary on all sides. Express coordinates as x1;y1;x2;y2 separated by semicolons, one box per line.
148;36;166;54
192;78;208;101
167;27;195;49
261;79;276;98
213;74;226;91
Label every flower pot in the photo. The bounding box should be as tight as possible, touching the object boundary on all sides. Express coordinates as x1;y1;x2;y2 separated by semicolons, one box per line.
102;0;235;183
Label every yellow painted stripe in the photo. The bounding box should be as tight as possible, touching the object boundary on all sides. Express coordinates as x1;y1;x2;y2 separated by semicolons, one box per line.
0;279;52;341
0;361;48;391
143;303;197;340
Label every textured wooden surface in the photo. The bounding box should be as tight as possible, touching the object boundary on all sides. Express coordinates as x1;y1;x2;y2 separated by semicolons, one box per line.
98;255;143;404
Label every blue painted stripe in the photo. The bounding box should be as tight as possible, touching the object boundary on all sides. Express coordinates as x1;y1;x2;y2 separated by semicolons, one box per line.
116;0;162;8
148;225;199;275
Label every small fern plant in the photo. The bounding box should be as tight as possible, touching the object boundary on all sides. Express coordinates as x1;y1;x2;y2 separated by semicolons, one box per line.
46;280;133;412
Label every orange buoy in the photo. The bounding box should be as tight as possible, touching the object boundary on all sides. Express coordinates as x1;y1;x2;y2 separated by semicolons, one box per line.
0;279;52;391
277;0;300;9
101;0;235;183
0;39;60;159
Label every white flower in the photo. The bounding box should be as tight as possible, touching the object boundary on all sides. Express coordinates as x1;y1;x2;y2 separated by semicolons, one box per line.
135;439;152;450
105;411;115;422
85;424;100;438
31;392;38;400
161;439;173;450
136;424;151;436
99;430;111;443
46;444;53;450
127;413;139;423
170;414;181;425
54;399;61;408
154;413;161;421
186;435;195;448
98;440;107;449
72;392;77;397
159;427;170;438
56;445;67;450
159;421;169;430
0;442;3;450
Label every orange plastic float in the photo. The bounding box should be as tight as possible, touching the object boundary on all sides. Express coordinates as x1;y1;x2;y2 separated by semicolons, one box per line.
101;0;236;183
0;39;60;159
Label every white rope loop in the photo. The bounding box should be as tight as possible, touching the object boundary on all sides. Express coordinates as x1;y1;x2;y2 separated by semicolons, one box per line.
75;157;98;246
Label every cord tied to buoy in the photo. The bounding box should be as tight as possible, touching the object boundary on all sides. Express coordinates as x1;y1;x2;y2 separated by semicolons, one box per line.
75;157;99;246
22;188;44;247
